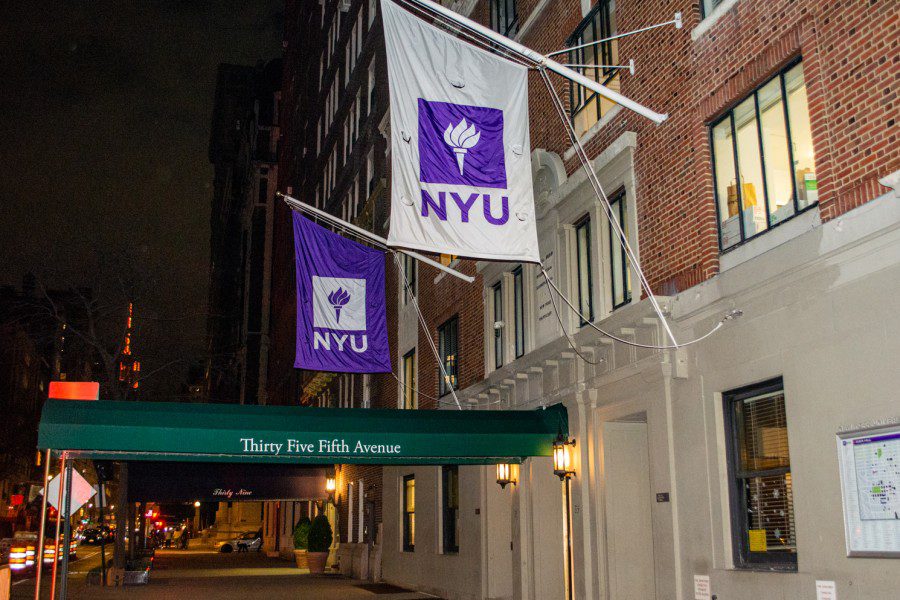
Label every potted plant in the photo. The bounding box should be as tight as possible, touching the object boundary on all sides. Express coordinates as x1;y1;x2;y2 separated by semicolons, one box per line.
292;517;311;569
306;514;332;574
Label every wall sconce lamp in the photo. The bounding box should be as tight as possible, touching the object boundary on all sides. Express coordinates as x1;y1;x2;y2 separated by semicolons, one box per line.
553;435;576;480
496;463;519;488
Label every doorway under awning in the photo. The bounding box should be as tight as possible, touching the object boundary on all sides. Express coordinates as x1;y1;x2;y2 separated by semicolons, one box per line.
38;399;568;464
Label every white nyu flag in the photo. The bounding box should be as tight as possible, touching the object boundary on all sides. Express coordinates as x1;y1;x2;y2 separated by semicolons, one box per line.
382;0;540;263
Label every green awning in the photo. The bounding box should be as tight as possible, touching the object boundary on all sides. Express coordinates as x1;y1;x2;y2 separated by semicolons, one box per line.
38;399;567;465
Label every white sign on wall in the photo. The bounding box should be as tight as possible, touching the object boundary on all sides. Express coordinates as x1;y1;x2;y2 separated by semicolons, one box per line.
836;424;900;557
693;575;710;600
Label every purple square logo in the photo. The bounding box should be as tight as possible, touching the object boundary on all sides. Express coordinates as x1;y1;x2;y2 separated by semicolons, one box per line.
418;99;506;189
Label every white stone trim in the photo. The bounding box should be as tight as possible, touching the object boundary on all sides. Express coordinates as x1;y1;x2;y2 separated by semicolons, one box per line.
563;105;624;162
691;0;741;41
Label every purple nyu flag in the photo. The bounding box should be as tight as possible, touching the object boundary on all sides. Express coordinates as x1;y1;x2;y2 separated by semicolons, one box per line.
293;213;391;373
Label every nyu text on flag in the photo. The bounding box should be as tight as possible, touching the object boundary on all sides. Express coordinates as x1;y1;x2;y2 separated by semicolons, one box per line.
382;0;540;263
293;214;391;373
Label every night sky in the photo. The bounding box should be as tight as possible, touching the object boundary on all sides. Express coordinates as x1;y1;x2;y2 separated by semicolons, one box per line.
0;1;283;398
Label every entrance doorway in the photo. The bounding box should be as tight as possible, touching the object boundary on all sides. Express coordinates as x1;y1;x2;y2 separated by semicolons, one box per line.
602;416;656;600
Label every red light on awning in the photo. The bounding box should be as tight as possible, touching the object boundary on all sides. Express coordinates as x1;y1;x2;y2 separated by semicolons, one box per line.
48;381;99;400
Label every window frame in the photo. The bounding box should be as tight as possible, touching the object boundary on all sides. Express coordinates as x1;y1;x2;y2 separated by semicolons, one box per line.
437;316;459;397
574;216;594;325
492;282;503;369
607;189;632;310
512;266;525;358
489;0;519;37
401;348;416;410
723;377;797;571
566;0;618;130
402;253;417;305
441;465;460;554
711;59;817;252
402;474;415;552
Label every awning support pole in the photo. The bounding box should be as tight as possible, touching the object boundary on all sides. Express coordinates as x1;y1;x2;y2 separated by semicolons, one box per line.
399;0;668;124
279;192;475;283
58;459;74;600
33;448;51;600
49;452;66;600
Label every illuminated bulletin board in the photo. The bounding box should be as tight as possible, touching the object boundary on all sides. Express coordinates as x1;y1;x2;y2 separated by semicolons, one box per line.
837;424;900;557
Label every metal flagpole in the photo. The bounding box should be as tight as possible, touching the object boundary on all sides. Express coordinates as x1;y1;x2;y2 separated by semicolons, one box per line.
397;0;669;124
58;460;74;600
278;192;475;284
33;449;52;600
49;453;67;600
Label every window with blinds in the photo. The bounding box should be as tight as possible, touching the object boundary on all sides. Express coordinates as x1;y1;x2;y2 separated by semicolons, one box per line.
725;378;797;569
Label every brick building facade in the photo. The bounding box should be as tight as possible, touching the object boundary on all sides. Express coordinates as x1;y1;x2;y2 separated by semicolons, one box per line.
271;0;899;597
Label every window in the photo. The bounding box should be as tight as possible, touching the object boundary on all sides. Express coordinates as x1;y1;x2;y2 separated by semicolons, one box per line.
567;1;620;136
368;0;376;28
366;149;375;195
402;349;416;410
701;0;727;18
712;61;817;251
438;316;459;396
439;254;458;266
489;0;518;37
368;59;376;115
442;466;460;553
402;253;416;304
724;378;796;570
607;190;631;309
492;282;503;369
512;267;525;358
575;217;594;324
402;475;415;551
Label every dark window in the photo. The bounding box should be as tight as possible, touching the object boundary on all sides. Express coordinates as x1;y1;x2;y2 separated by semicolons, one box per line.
438;316;459;396
489;0;518;37
712;61;817;251
575;216;594;324
567;0;619;136
402;349;416;410
493;282;503;369
402;253;416;304
724;378;797;570
402;475;415;551
442;466;460;553
607;190;631;309
513;267;525;357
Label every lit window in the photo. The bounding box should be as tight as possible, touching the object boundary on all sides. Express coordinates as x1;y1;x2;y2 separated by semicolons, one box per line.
607;190;631;309
439;254;458;267
712;61;817;250
402;349;416;410
724;378;797;570
442;466;460;553
512;267;525;358
492;282;503;369
567;0;619;137
402;475;415;551
489;0;518;37
438;316;459;396
575;216;594;324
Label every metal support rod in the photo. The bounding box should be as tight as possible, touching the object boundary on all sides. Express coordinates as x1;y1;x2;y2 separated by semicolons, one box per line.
547;13;683;57
58;460;73;600
49;453;66;600
278;192;475;283
98;482;107;586
562;59;635;76
33;449;52;600
399;0;668;124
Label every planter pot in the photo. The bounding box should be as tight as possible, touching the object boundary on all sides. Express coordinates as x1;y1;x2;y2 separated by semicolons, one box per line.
293;549;308;569
307;551;328;574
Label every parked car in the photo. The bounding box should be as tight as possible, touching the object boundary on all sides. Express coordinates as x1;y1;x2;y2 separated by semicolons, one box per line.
81;525;113;545
217;531;262;553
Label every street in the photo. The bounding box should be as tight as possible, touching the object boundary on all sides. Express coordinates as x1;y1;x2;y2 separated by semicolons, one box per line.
11;549;437;600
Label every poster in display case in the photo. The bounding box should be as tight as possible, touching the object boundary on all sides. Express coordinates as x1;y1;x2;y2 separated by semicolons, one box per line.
836;424;900;557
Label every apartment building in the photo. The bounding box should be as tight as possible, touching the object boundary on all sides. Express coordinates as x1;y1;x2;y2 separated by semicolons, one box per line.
273;0;899;598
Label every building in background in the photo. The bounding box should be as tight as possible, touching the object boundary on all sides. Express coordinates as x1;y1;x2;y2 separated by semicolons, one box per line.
272;0;899;598
206;59;282;406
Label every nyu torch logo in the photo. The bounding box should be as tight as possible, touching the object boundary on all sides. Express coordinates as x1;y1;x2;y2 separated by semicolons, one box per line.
417;99;510;226
312;277;367;353
443;119;481;175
